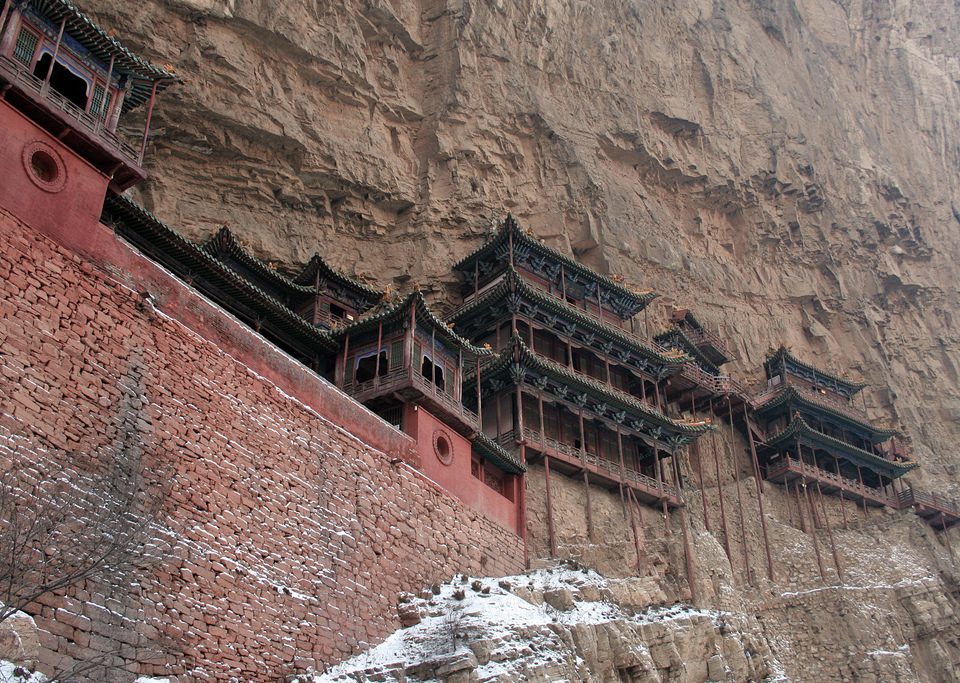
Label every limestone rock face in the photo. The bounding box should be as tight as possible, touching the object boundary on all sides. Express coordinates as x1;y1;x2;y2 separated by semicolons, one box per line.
315;567;779;683
0;610;41;669
70;0;960;679
89;0;959;485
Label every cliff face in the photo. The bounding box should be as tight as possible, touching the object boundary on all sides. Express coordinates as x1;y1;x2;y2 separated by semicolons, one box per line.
100;0;959;470
77;0;960;678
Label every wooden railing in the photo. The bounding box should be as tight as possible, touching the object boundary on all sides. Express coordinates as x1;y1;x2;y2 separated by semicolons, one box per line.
677;361;748;398
500;426;679;499
684;325;731;360
0;55;141;163
898;488;960;517
767;456;893;506
342;365;479;426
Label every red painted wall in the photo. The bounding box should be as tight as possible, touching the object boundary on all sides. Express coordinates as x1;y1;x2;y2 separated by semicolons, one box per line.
406;405;520;532
0;108;525;681
0;101;108;239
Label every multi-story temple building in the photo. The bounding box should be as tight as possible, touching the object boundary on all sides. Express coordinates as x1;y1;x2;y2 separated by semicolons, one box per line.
751;346;916;510
654;309;751;428
0;0;175;192
329;291;525;532
449;217;713;552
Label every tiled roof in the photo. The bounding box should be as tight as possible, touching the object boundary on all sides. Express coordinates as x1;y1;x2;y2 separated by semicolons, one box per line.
328;291;493;357
29;0;177;112
450;268;683;368
759;415;916;477
101;194;336;353
472;433;526;474
468;337;713;438
452;215;656;312
765;346;866;393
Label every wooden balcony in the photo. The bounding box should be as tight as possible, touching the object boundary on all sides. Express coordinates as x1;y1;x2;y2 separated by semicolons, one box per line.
0;55;145;188
664;358;750;403
897;488;960;529
684;325;731;363
342;365;480;435
765;456;894;508
498;427;681;507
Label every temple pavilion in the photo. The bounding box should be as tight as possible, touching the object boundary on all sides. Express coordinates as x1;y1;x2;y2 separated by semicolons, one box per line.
328;291;525;531
0;0;177;190
450;216;713;548
751;346;916;510
656;309;748;412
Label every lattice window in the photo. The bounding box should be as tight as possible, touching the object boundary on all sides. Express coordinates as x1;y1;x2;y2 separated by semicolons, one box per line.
13;28;39;66
90;84;112;118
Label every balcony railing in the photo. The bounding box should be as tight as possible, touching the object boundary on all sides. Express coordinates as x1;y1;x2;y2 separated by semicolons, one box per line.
499;426;679;501
342;365;479;428
0;55;141;164
766;456;894;507
675;361;748;399
684;325;731;360
897;488;960;518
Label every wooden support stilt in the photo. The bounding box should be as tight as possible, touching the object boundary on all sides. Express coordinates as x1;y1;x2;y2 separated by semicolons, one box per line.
941;515;953;560
518;441;528;567
834;456;849;530
794;480;809;533
856;464;869;521
544;454;557;557
709;399;732;565
803;482;826;581
616;427;628;518
579;409;595;542
816;479;843;583
654;445;671;536
727;395;751;585
627;488;646;574
679;502;698;604
690;397;709;520
743;404;774;582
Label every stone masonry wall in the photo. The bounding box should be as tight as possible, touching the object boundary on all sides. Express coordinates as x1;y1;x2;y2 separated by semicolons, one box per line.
0;206;525;681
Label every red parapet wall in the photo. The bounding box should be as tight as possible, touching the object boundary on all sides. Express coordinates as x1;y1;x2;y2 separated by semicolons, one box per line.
0;205;525;680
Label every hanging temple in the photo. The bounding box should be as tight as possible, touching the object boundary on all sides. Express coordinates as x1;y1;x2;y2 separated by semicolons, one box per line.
1;0;957;595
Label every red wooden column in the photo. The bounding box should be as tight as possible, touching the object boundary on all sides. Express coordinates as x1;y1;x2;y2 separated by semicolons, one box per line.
0;1;11;36
691;397;711;532
743;404;774;582
709;398;732;565
539;392;556;557
578;408;595;542
40;16;67;98
727;395;751;585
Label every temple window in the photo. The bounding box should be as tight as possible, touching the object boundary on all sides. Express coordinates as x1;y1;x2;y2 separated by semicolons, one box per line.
33;52;89;109
13;26;38;65
354;350;388;383
420;355;445;392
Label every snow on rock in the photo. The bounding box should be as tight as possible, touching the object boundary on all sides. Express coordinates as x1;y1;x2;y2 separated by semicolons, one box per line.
0;660;46;683
300;563;785;682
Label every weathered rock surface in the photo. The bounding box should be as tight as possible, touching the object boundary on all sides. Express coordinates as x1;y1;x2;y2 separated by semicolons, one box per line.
67;0;960;680
315;566;779;683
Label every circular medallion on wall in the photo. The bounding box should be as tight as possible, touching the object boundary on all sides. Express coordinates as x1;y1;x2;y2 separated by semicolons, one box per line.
22;140;67;193
433;429;454;465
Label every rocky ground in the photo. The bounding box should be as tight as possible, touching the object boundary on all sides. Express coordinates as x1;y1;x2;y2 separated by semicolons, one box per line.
309;565;780;683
